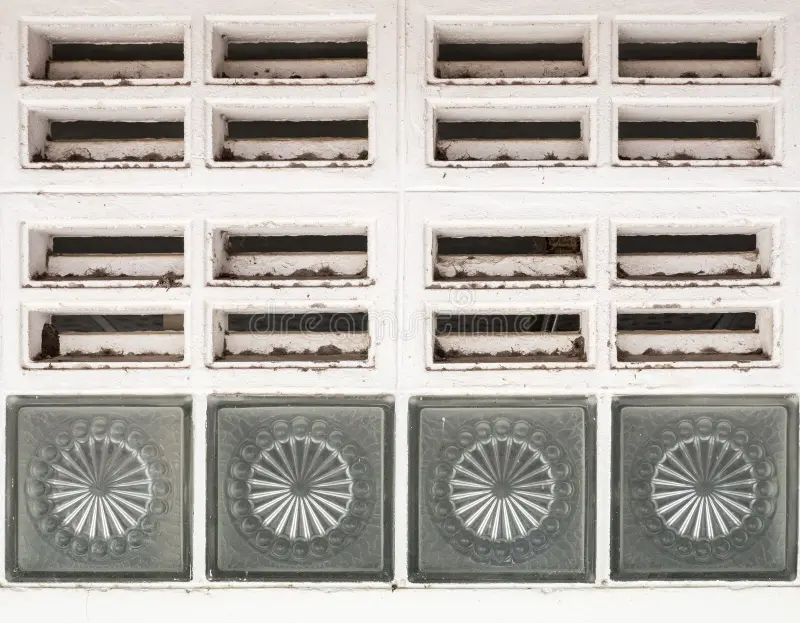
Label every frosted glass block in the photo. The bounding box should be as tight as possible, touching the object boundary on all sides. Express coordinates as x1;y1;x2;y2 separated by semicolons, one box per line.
6;396;191;582
612;395;798;580
208;396;393;581
409;396;595;582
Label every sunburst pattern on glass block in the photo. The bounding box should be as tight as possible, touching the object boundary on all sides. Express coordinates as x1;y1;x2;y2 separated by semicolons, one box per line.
427;418;575;565
25;417;172;561
226;416;374;563
629;417;779;561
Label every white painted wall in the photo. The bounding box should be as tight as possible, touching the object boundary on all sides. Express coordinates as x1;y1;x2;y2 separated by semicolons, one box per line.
0;0;799;618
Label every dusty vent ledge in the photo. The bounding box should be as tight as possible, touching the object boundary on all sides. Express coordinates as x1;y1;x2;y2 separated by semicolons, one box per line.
211;103;371;167
432;312;586;366
25;21;188;85
432;102;592;166
212;310;371;366
615;20;778;83
615;229;772;284
615;309;773;366
615;104;776;166
213;229;368;284
433;233;584;284
210;20;372;83
28;232;184;286
27;312;185;367
431;20;593;83
25;104;187;168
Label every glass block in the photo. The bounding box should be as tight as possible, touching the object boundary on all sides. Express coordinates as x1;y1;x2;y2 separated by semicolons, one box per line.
6;395;191;582
207;396;393;581
612;395;798;580
409;396;595;582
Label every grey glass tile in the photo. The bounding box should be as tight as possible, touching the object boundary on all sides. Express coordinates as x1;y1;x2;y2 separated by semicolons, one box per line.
612;395;798;580
6;395;192;582
207;396;393;581
409;396;595;582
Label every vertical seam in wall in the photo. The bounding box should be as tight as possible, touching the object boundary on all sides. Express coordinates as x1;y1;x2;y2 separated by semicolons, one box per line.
394;0;409;586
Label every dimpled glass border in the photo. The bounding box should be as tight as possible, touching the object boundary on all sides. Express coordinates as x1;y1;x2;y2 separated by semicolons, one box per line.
206;395;394;581
611;394;799;581
408;395;595;583
5;395;192;582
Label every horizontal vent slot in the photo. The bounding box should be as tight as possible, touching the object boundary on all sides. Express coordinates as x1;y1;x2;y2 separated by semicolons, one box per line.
438;122;581;140
438;43;583;62
219;234;368;281
212;22;369;81
219;312;369;363
617;108;773;163
32;235;184;283
51;314;182;332
228;235;366;253
616;22;774;80
618;122;758;140
619;42;758;61
617;234;756;254
32;313;184;363
618;312;756;331
226;121;368;140
435;235;583;281
436;313;580;333
30;113;185;165
433;22;589;80
436;121;585;162
226;42;367;60
51;43;184;62
49;121;184;141
51;236;184;254
433;313;585;363
27;24;187;82
228;313;369;332
616;310;770;363
220;42;368;80
617;233;767;281
218;116;369;163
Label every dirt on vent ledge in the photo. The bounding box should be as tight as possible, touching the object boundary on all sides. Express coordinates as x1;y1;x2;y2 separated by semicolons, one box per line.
433;336;585;363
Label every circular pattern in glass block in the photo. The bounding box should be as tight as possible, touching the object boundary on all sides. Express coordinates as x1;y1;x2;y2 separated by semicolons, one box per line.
629;417;779;562
226;417;374;563
427;418;576;565
25;417;172;561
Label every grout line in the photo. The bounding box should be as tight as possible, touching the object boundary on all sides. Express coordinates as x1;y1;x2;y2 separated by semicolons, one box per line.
190;393;209;584
594;393;612;583
3;186;800;196
394;0;408;585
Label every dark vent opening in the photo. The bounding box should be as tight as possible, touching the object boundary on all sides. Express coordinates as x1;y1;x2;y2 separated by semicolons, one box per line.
617;234;757;254
618;121;758;140
225;120;368;140
227;313;369;333
435;314;580;334
225;41;368;61
619;42;759;61
50;314;180;333
437;235;581;255
617;312;757;332
51;43;184;62
437;121;581;141
227;235;367;254
52;236;184;255
48;121;184;141
438;43;583;62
